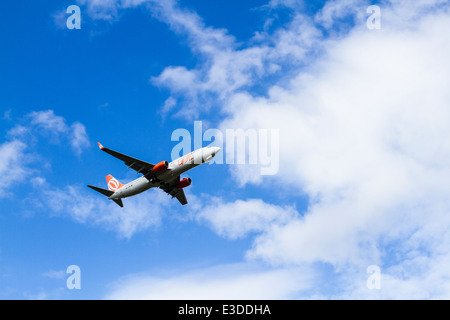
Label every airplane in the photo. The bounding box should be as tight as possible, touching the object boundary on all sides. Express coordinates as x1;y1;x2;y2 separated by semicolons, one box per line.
87;142;220;207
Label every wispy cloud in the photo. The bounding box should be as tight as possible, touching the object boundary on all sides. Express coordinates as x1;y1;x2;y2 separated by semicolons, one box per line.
195;197;297;240
0;140;30;197
76;0;324;118
75;0;148;21
42;269;66;280
39;184;171;239
104;262;316;299
8;110;90;156
69;122;90;156
0;110;90;200
28;110;68;134
148;0;323;118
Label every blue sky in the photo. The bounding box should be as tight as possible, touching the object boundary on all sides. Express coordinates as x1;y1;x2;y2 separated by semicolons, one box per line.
1;0;450;299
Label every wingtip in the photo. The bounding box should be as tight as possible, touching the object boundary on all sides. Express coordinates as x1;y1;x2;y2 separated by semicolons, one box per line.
97;142;104;150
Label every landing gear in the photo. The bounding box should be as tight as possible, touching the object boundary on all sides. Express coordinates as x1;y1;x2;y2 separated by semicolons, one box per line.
145;171;159;184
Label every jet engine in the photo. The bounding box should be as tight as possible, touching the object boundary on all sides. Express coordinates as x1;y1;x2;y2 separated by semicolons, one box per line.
177;178;192;189
153;161;169;172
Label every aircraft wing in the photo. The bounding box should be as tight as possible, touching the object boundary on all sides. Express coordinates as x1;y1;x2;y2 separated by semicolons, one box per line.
160;177;188;205
97;142;155;175
174;189;188;206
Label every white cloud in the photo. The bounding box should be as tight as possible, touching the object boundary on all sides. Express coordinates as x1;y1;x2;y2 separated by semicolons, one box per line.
76;0;324;118
28;110;68;134
52;8;68;30
75;0;164;21
76;0;124;21
104;263;315;299
8;110;90;156
70;122;91;156
196;197;297;240
41;184;171;239
72;0;318;118
267;0;304;10
0;140;30;196
23;291;48;300
42;270;66;280
0;110;90;203
315;0;369;30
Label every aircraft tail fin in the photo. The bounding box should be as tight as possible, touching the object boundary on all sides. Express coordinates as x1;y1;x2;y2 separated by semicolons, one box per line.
87;185;124;208
106;174;125;191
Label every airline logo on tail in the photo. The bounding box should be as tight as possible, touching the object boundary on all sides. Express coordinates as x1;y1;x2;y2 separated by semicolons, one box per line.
106;174;124;191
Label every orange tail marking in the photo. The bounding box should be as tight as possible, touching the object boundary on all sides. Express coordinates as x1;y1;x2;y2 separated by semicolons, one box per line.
106;174;124;191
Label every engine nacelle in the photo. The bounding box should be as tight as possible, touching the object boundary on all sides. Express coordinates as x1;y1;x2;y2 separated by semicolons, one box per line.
153;161;169;173
177;178;192;189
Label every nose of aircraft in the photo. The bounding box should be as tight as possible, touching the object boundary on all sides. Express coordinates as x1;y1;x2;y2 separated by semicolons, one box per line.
204;147;221;162
213;147;221;156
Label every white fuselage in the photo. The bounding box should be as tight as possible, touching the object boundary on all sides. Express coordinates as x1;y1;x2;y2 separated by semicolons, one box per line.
109;146;219;200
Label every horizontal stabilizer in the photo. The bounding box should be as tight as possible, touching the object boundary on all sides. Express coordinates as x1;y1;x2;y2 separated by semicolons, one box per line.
112;198;123;207
87;185;114;197
87;185;124;207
